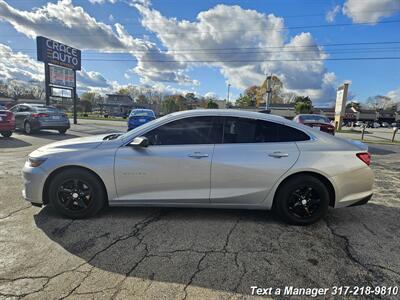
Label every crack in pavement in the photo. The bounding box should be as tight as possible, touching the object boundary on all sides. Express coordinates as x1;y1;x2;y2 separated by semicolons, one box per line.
62;210;166;299
0;211;165;299
182;252;208;300
0;206;31;220
325;219;386;290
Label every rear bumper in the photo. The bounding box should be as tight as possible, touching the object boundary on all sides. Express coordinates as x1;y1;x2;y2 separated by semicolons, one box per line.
0;123;16;131
331;166;374;208
348;194;373;207
31;119;70;130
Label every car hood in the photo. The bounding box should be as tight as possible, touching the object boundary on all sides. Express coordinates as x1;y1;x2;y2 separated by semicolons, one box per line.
32;134;113;155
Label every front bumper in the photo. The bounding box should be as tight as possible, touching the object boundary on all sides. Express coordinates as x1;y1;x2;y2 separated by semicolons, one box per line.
22;163;47;205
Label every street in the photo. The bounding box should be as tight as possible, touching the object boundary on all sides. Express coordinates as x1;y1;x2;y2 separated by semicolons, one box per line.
0;127;399;299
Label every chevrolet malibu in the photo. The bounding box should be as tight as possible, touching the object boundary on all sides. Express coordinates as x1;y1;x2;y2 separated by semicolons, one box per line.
22;110;374;225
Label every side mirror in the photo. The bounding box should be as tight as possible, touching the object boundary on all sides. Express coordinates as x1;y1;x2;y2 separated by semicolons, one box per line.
130;136;149;147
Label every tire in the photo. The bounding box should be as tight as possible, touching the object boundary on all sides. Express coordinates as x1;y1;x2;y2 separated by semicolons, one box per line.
48;168;106;219
58;129;67;134
1;131;12;137
24;121;33;134
273;175;330;225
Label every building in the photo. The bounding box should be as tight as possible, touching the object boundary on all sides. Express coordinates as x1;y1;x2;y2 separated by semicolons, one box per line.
101;94;138;117
0;95;44;108
268;103;296;119
0;96;13;107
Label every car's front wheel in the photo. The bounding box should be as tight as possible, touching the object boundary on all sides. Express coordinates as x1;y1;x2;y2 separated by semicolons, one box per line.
48;168;106;218
58;129;67;134
273;175;330;225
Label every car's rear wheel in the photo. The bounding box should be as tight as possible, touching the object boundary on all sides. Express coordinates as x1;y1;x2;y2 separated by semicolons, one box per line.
273;175;330;225
58;129;67;134
1;131;12;137
24;121;33;134
48;169;106;219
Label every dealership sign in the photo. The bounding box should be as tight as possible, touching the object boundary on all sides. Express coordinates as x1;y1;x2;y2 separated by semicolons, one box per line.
49;65;75;88
37;36;81;70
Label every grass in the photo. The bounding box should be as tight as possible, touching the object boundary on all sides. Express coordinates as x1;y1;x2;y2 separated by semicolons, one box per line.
350;138;400;145
337;129;372;134
66;113;126;122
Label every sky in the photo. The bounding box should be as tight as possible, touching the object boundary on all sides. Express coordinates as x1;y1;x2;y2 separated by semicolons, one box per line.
0;0;399;106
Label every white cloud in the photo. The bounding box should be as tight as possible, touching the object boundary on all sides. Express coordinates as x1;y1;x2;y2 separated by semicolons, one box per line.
135;3;335;104
0;44;43;83
0;0;193;85
343;0;400;23
204;92;218;99
387;88;400;102
326;5;341;23
89;0;117;4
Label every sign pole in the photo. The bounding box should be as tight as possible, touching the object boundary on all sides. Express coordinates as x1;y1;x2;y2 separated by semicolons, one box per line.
73;70;77;125
44;63;51;106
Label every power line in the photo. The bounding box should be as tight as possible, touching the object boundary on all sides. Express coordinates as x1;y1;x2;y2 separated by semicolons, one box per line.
9;41;400;53
79;57;400;63
1;19;399;37
15;47;400;59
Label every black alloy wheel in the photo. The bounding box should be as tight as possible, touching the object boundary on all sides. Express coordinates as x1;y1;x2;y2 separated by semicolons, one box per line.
57;179;92;212
49;169;106;218
274;175;330;225
287;186;321;219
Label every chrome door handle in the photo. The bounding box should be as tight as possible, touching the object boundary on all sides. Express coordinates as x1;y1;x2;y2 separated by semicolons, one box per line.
188;152;209;159
268;152;289;158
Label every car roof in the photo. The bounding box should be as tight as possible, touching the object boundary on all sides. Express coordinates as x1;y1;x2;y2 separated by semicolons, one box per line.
168;109;288;123
297;114;328;117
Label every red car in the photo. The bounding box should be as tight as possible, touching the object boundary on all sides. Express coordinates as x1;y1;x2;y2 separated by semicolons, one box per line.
293;114;335;135
0;106;16;137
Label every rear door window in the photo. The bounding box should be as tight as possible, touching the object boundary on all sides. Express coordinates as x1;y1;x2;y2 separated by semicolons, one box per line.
222;117;310;143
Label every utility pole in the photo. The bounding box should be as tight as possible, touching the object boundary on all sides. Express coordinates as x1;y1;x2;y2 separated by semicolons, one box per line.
265;75;272;111
227;83;231;104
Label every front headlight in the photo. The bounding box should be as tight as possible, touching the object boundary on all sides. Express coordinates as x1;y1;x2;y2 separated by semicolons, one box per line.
27;157;47;167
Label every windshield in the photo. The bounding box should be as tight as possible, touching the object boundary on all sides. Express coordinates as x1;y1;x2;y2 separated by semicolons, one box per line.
300;115;330;123
117;113;173;140
130;110;155;117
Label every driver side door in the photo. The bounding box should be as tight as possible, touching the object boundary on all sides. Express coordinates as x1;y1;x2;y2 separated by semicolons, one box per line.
114;116;219;204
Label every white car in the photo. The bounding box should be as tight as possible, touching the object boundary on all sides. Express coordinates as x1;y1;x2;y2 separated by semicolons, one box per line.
22;110;374;225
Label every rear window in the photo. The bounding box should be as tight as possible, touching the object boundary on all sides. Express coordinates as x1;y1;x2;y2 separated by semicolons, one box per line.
300;115;330;123
130;110;154;117
34;107;60;113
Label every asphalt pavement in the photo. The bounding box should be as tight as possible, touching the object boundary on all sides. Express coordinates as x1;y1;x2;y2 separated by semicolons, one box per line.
0;126;399;299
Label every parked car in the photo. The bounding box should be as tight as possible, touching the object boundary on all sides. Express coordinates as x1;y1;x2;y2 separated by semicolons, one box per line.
292;114;335;135
380;122;390;128
9;104;70;134
391;122;400;128
23;109;374;225
0;106;16;137
127;109;156;131
354;121;364;127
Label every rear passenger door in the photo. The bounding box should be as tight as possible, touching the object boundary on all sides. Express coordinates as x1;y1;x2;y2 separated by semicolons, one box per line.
210;117;308;205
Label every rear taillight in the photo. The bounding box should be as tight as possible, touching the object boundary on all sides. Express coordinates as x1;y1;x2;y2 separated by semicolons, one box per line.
32;113;49;118
357;152;371;166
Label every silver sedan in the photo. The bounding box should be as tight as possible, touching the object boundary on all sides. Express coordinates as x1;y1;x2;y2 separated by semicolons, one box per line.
22;110;374;225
